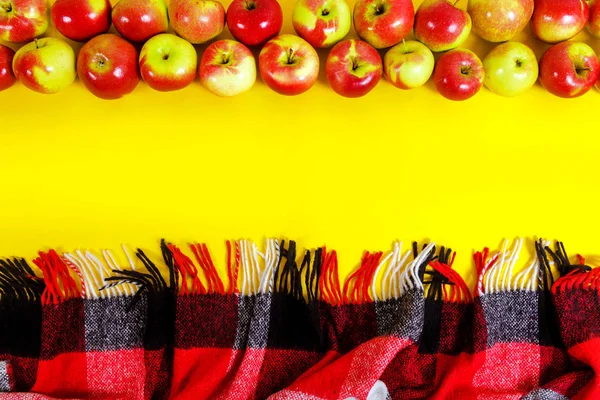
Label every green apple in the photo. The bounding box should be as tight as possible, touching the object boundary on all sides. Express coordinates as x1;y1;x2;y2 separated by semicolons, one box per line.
384;41;434;90
483;41;538;97
292;0;351;48
12;37;76;94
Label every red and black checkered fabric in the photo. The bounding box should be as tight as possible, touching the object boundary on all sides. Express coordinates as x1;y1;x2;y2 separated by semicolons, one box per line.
0;239;599;399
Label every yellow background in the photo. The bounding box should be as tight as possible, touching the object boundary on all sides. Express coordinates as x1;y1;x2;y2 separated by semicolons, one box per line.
0;0;598;283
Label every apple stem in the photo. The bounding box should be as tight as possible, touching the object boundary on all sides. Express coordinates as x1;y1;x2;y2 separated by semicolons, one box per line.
1;3;11;12
287;48;296;65
403;39;408;53
34;38;39;49
452;0;460;5
351;57;359;71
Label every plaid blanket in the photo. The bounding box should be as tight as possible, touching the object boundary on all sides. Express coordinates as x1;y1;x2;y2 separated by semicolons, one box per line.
0;238;598;399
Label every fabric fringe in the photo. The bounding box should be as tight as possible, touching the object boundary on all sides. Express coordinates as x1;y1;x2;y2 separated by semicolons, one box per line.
33;250;80;305
0;258;44;303
0;238;596;306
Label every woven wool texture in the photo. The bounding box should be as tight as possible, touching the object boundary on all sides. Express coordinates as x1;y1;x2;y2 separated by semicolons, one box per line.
0;238;598;399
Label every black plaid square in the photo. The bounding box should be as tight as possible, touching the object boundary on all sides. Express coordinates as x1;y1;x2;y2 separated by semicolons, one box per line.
40;299;85;360
84;296;146;352
175;294;239;349
234;294;272;350
375;290;424;343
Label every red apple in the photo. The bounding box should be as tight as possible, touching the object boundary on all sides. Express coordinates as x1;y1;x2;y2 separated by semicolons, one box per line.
112;0;168;43
353;0;414;49
468;0;533;43
326;39;382;97
200;39;256;96
51;0;111;42
0;44;15;91
140;33;197;92
589;0;600;38
414;0;471;52
227;0;283;47
169;0;225;44
77;33;140;99
532;0;589;44
539;41;600;98
433;48;485;101
259;34;319;95
0;0;48;43
13;37;76;94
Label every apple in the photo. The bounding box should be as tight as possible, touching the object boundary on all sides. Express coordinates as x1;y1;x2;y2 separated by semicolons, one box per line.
0;0;48;42
12;38;75;94
292;0;351;48
227;0;283;47
200;39;256;97
532;0;589;44
169;0;225;44
539;41;600;98
589;0;600;38
51;0;111;42
112;0;168;43
483;42;538;97
353;0;414;49
384;40;434;90
0;44;16;91
259;34;319;96
468;0;533;43
77;33;140;99
326;39;382;97
433;48;484;101
140;33;197;92
414;0;471;53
